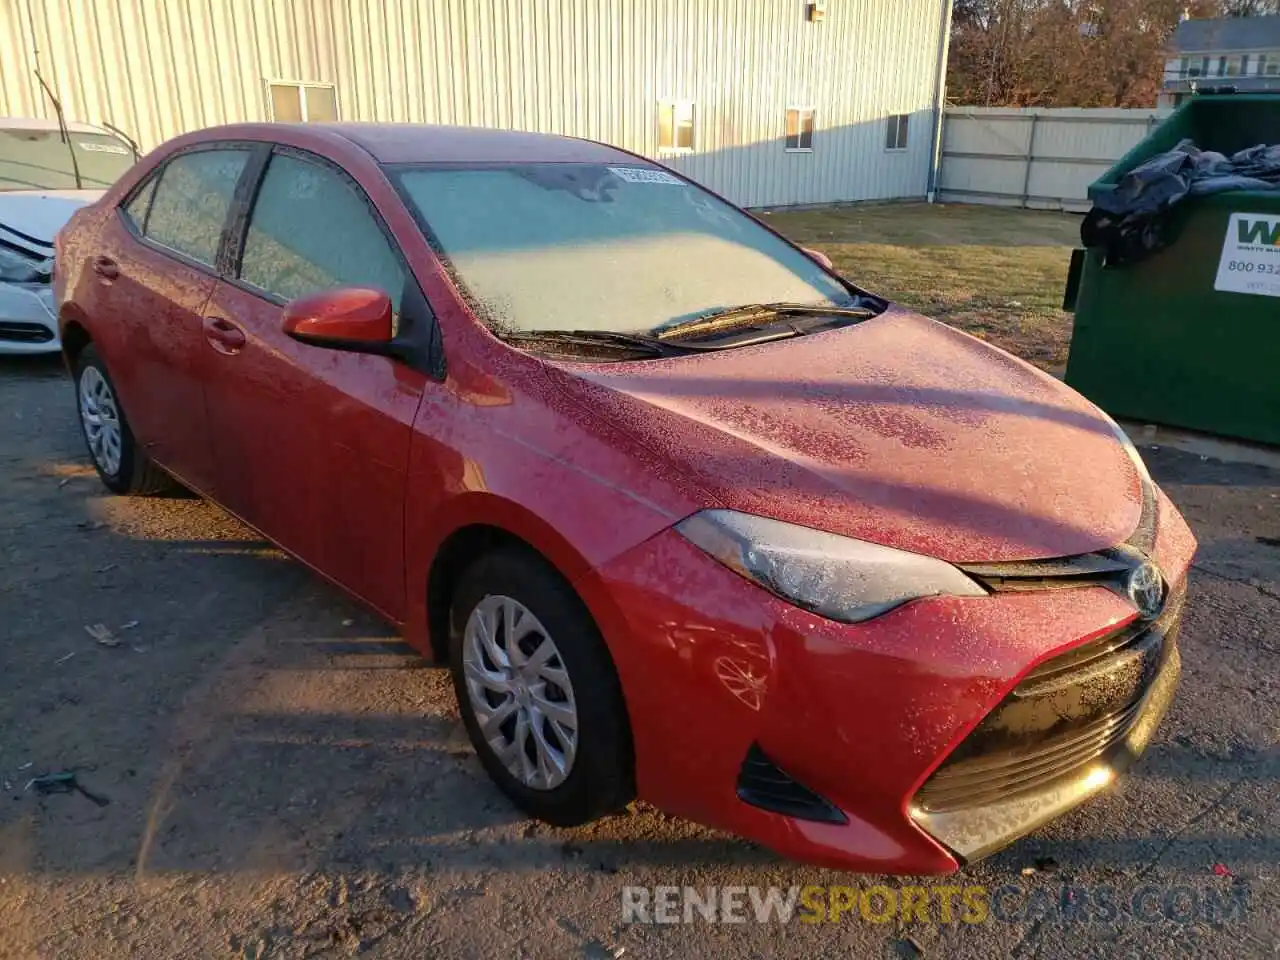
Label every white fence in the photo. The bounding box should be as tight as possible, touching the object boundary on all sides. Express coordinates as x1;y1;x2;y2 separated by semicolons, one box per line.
937;107;1172;212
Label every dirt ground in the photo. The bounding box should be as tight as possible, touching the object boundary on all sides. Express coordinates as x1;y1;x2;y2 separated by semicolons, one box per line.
1;341;1278;959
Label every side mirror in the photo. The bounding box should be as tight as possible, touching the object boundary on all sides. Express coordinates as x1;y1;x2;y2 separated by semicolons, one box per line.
802;247;834;270
282;288;394;352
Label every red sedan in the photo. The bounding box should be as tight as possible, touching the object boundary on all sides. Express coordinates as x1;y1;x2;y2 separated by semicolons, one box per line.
54;123;1195;873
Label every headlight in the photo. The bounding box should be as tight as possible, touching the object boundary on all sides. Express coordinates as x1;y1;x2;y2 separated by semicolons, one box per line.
676;509;986;623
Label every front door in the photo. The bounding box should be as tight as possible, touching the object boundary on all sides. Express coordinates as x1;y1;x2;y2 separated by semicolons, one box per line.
95;147;252;493
201;149;428;620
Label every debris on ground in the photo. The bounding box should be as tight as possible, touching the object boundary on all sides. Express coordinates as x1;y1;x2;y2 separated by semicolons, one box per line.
1022;855;1060;875
1213;863;1233;878
120;620;140;630
54;651;76;664
84;623;119;647
582;940;626;959
25;771;110;807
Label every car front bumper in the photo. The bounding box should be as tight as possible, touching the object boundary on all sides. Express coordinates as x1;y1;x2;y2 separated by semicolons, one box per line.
0;283;60;354
575;487;1197;874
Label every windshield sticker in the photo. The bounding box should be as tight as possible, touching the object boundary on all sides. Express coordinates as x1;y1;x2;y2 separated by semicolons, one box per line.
608;167;683;185
78;142;130;155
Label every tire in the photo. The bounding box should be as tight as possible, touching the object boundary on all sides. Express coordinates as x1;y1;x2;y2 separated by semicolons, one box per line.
448;547;634;826
73;344;172;496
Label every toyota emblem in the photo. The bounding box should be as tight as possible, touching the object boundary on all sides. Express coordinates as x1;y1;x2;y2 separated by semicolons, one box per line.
1127;561;1165;620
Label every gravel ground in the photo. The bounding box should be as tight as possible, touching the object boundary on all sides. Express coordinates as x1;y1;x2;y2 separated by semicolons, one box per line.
0;355;1277;959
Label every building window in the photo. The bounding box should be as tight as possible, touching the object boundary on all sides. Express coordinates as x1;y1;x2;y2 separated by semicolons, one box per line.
267;81;339;122
1267;57;1280;76
885;114;909;151
658;100;695;152
785;107;815;151
1225;55;1243;77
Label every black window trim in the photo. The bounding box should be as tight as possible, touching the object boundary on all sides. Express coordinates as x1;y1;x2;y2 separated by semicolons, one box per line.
222;143;445;380
116;141;262;279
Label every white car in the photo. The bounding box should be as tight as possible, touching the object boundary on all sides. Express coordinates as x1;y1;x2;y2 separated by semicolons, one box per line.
1;117;136;354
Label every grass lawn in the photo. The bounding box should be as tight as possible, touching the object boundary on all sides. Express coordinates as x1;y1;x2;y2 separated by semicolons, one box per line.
764;202;1082;372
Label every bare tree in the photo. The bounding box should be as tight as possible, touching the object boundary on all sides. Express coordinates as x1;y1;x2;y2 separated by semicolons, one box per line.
946;0;1236;108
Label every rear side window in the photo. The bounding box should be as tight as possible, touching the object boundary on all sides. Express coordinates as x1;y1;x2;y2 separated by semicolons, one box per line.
122;175;158;230
238;153;404;310
143;149;249;267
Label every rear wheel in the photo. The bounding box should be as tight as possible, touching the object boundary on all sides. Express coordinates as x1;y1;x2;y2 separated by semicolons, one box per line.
448;548;634;826
74;345;171;496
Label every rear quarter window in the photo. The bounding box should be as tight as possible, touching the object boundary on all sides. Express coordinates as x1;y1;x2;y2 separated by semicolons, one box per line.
122;175;158;232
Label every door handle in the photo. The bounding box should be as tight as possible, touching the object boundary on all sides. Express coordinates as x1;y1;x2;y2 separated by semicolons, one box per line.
203;315;246;355
91;256;119;280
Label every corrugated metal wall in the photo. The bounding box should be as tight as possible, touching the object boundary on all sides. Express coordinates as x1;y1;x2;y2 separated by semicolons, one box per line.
938;107;1170;212
0;0;948;208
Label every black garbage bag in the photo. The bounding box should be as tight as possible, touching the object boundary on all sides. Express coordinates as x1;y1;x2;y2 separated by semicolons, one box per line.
1083;138;1280;266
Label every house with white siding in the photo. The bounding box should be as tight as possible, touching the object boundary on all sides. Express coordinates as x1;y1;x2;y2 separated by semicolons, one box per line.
1161;15;1280;107
0;0;953;209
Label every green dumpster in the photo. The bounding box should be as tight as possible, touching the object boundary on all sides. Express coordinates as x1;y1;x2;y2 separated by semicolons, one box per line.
1064;94;1280;446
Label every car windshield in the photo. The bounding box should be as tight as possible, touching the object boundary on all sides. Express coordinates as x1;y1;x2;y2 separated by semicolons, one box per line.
0;128;135;191
390;162;856;335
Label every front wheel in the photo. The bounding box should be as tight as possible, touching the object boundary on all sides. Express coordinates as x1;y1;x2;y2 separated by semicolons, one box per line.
74;345;171;496
448;548;634;826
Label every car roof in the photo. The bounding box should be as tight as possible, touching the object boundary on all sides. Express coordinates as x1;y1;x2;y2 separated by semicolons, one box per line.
263;122;646;165
0;116;114;135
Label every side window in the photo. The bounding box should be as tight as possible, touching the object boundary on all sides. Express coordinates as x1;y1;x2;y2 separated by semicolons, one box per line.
238;153;405;311
144;149;250;267
122;174;158;231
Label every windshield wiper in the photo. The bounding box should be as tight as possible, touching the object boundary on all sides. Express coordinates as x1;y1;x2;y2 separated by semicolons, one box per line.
495;328;702;358
653;302;877;341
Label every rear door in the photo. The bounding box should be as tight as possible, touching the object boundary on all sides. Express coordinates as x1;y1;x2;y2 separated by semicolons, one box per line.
202;147;429;620
91;146;252;493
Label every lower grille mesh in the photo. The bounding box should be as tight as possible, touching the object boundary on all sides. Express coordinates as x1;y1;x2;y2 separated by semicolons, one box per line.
917;697;1144;811
0;322;54;344
916;587;1184;815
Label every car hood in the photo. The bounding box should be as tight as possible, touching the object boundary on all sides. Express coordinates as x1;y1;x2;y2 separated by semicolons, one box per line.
0;190;102;247
548;309;1144;563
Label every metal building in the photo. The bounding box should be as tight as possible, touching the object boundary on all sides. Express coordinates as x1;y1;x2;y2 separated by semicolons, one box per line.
1;0;952;208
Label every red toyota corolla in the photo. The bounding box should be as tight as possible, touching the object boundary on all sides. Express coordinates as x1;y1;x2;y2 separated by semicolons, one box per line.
54;123;1196;873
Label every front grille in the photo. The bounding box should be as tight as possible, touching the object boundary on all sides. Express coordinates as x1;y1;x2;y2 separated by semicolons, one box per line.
0;321;54;344
917;697;1146;811
915;585;1184;816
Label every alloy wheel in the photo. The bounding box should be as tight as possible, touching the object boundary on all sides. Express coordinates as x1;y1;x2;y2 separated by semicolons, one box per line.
78;366;122;477
461;594;579;790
